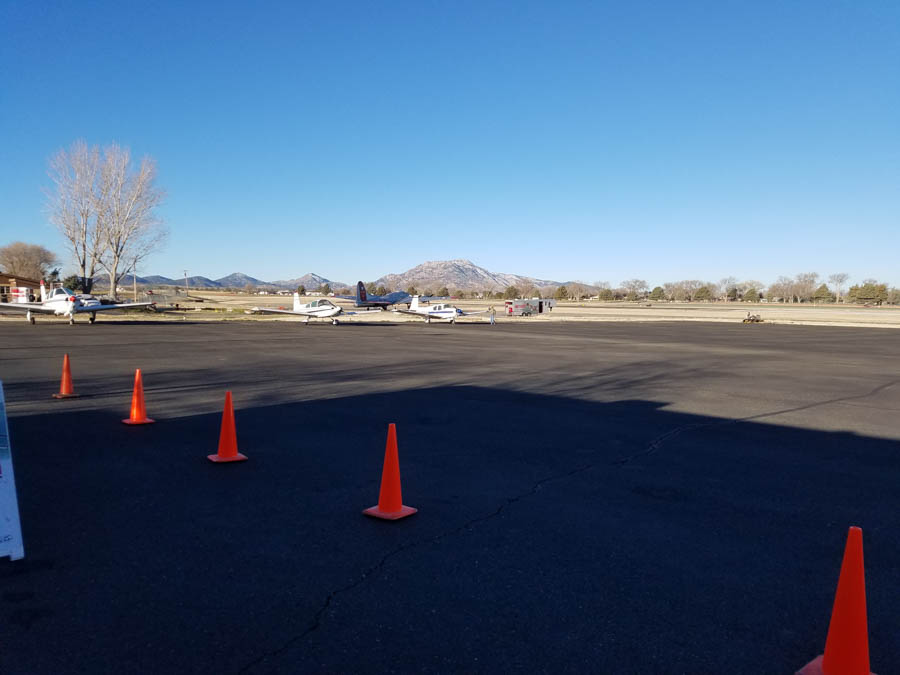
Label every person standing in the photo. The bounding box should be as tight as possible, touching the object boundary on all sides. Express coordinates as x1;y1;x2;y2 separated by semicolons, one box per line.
489;305;496;325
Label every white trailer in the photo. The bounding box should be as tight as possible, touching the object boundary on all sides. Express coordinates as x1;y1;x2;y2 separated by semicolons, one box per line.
504;298;555;316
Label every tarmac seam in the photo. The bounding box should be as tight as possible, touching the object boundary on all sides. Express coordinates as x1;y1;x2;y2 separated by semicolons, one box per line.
235;463;595;675
614;378;900;465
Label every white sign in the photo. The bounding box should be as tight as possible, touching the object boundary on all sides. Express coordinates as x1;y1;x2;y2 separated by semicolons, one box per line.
0;382;24;560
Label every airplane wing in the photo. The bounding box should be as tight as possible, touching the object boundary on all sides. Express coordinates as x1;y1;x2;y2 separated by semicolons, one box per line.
343;308;383;315
76;302;156;313
250;307;314;316
249;306;381;318
0;302;58;314
391;308;427;318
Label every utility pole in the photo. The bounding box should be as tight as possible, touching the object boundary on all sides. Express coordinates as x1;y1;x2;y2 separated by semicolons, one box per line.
133;259;138;301
184;270;189;296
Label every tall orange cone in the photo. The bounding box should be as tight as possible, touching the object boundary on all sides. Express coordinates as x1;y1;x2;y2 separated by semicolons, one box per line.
796;527;875;675
122;369;155;424
52;353;79;399
363;423;416;520
207;391;247;463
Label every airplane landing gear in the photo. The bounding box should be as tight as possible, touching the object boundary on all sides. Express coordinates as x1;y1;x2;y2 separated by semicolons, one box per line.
69;316;75;325
332;318;339;325
27;311;34;325
89;313;97;324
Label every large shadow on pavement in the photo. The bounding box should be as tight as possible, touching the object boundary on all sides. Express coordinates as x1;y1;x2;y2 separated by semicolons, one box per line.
3;386;899;674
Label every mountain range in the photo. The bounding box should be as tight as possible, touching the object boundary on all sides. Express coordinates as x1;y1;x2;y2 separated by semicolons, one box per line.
93;260;577;292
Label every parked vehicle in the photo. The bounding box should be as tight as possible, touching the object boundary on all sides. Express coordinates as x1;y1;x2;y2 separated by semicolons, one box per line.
504;298;555;316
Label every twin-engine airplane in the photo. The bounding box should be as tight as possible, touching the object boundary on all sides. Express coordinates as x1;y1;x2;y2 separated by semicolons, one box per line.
392;296;486;323
338;282;412;309
0;282;156;324
251;293;378;325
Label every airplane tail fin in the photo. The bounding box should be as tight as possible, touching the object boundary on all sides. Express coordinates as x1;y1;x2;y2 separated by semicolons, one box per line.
40;280;47;302
410;295;419;311
357;281;367;303
293;293;302;312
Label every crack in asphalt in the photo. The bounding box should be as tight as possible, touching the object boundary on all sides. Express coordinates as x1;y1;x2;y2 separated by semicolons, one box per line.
237;378;899;673
235;462;594;674
615;378;900;465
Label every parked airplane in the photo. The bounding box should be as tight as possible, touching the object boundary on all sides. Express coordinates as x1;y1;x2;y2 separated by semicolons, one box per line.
392;296;486;323
338;282;411;309
251;293;378;324
0;282;156;324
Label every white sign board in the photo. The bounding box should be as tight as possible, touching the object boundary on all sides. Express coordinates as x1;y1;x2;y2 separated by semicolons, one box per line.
0;382;24;560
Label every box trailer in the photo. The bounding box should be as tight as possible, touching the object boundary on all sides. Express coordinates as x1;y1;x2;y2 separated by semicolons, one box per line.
504;298;555;316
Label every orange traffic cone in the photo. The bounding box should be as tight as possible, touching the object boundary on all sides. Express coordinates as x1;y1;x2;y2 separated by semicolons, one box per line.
796;527;874;675
122;369;155;424
52;353;79;399
363;423;416;520
207;391;247;463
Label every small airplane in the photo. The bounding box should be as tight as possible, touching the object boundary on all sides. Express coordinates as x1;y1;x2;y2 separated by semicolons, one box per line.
0;282;156;324
251;293;379;325
392;296;486;323
338;282;412;309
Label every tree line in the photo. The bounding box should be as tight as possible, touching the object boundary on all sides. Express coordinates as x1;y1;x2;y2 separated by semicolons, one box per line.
327;273;899;305
577;273;898;305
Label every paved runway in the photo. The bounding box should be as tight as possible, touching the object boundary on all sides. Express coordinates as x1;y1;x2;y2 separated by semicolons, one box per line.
1;320;899;673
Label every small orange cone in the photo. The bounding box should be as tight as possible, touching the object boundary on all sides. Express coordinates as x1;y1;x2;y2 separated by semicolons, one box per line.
363;423;416;520
52;353;79;399
122;369;155;424
796;527;875;675
207;391;247;463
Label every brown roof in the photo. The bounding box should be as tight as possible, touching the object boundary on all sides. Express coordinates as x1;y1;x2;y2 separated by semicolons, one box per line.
0;273;43;287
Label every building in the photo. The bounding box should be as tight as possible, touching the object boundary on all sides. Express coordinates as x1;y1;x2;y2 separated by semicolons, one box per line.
0;274;42;303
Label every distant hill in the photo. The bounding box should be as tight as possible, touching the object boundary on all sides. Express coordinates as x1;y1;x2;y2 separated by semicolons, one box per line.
375;259;560;293
141;275;177;285
269;273;345;290
215;272;270;288
94;274;220;288
90;261;573;294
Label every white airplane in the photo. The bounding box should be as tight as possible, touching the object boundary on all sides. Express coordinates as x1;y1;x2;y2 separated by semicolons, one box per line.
392;296;486;323
251;293;379;325
0;282;156;324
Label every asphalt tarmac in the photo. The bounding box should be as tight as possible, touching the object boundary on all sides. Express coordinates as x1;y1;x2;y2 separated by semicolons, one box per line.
1;319;899;674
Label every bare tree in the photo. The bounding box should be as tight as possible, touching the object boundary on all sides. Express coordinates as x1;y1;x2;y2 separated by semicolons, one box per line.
718;276;737;301
738;280;764;297
621;279;648;297
46;140;104;292
768;275;795;302
828;273;850;303
794;272;819;303
568;282;588;300
95;145;167;299
0;242;58;280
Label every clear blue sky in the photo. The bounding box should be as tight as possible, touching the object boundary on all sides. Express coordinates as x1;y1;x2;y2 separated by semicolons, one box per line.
1;1;898;287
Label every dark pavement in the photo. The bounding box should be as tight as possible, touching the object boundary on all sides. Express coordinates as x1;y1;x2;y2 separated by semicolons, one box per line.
0;320;898;674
